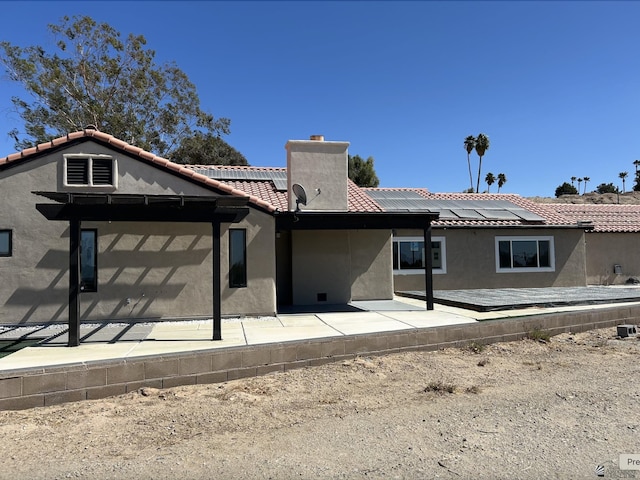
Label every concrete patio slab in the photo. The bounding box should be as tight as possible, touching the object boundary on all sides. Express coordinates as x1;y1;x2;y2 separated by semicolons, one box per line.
317;311;414;335
2;343;139;369
3;289;640;374
380;310;477;328
242;322;341;345
278;315;329;327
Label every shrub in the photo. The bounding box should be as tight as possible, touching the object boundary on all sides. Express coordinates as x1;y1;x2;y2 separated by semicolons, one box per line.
527;327;551;342
466;341;486;354
423;381;456;394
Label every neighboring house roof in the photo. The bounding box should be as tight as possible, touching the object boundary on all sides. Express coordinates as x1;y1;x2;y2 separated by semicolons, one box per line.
551;204;640;233
363;189;576;227
0;129;276;213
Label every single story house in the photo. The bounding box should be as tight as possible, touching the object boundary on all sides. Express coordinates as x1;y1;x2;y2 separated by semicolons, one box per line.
550;204;640;285
2;129;612;345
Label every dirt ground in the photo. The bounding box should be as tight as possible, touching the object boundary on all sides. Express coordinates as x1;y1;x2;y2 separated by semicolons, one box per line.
1;326;639;480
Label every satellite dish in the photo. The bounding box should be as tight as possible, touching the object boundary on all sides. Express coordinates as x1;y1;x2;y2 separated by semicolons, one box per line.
292;183;307;210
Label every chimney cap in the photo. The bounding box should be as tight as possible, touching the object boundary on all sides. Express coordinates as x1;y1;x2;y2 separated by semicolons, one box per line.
309;134;324;141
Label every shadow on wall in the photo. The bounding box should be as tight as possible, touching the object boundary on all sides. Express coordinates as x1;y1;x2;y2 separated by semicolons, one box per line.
6;228;210;324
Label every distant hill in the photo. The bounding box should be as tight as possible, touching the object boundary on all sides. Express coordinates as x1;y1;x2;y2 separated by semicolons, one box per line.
528;192;640;205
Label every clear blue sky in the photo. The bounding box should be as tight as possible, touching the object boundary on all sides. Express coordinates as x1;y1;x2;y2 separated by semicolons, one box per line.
1;1;640;197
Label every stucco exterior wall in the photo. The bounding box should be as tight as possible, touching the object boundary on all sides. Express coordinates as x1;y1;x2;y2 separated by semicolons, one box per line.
220;209;277;316
286;139;349;212
349;230;393;301
584;232;640;285
393;227;587;292
291;230;393;305
0;141;276;324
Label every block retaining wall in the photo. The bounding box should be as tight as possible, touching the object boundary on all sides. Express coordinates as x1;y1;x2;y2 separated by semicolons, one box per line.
1;305;639;410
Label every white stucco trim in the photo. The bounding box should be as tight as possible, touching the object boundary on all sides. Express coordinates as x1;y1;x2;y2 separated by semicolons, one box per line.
63;153;118;190
392;235;447;275
495;235;555;273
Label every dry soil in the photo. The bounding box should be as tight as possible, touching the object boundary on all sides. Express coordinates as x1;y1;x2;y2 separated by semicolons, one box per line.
1;326;639;480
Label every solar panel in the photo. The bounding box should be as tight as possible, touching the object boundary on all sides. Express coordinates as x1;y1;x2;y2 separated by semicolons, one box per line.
272;178;288;191
366;190;424;200
191;168;289;191
364;193;546;223
435;209;459;220
477;209;520;220
450;209;487;220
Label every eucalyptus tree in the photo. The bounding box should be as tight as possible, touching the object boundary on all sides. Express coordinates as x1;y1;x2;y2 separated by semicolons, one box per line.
463;135;476;192
474;133;490;194
485;172;496;193
0;15;234;163
619;172;628;193
497;173;507;192
634;160;640;175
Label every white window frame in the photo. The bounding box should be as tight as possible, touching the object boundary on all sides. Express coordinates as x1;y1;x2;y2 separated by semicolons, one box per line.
63;154;118;189
392;236;447;275
495;235;555;273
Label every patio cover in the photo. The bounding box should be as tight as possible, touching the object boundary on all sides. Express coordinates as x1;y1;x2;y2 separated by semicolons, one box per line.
275;210;440;311
34;191;250;346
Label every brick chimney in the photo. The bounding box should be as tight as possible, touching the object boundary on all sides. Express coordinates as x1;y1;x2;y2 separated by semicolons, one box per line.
285;135;349;212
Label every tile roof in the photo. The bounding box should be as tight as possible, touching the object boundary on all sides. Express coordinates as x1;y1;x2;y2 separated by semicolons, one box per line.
364;189;575;227
184;165;384;213
0;130;276;212
0;130;383;214
551;204;640;233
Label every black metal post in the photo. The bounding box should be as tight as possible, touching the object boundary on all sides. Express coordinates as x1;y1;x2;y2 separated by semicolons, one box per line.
424;225;434;311
212;221;222;340
69;218;81;346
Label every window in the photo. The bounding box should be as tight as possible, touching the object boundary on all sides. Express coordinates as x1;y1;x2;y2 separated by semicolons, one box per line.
229;229;247;288
392;236;446;274
64;154;117;187
80;229;97;292
495;236;554;272
0;230;12;257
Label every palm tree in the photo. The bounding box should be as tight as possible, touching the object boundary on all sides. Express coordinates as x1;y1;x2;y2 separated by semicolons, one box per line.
570;176;577;187
577;178;583;193
634;160;640;175
497;173;507;193
463;135;476;192
485;172;496;193
474;133;490;194
583;176;590;194
619;171;628;193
